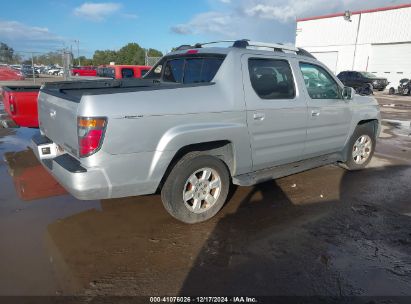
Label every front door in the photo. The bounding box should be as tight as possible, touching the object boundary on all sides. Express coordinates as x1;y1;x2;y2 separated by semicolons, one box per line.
298;62;353;158
242;55;308;171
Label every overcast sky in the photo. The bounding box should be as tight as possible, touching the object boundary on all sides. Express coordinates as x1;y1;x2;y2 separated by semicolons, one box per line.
0;0;409;56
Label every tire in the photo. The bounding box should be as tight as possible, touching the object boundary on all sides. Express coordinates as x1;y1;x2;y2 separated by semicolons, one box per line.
343;124;376;170
388;87;395;95
161;152;230;224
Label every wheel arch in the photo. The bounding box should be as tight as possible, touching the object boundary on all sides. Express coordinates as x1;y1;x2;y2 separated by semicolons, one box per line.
341;118;379;162
157;140;235;192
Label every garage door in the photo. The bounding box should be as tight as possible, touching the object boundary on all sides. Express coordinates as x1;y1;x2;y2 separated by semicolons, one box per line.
311;52;338;74
368;43;411;88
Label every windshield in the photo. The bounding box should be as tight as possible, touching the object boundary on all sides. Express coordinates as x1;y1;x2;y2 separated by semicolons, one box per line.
360;72;378;79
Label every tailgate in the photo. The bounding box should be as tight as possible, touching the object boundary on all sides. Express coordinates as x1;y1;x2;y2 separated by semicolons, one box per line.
38;91;79;156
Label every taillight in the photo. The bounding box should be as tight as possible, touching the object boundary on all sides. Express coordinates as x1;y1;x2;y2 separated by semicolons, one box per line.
9;95;16;115
77;117;107;157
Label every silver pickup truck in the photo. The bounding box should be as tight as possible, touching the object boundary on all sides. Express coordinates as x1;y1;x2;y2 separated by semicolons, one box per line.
32;40;381;223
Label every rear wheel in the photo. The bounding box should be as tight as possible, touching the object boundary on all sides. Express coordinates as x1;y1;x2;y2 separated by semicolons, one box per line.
388;87;395;95
161;153;230;224
343;124;376;170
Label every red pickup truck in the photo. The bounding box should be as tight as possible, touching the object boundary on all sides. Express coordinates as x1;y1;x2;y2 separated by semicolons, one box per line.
1;85;41;128
96;65;151;79
71;66;97;77
0;66;25;81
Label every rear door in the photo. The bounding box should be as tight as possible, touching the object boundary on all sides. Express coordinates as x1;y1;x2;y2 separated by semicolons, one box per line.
298;62;353;158
242;54;308;171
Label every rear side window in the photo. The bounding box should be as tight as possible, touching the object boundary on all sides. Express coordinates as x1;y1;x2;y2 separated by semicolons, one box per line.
248;58;295;99
121;68;135;78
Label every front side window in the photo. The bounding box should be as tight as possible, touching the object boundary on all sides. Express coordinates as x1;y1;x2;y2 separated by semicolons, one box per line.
299;63;341;99
248;58;295;99
360;72;377;79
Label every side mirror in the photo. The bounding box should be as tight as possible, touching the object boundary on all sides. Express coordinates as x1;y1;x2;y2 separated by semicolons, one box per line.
342;86;355;100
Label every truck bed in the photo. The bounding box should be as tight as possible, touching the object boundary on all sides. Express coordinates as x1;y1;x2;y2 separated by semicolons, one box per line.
42;78;213;102
1;85;41;128
2;85;41;92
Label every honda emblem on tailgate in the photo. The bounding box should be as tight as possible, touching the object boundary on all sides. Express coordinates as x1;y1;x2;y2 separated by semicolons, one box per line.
49;109;56;119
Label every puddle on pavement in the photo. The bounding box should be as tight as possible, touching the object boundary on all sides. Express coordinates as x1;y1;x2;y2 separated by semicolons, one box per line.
0;128;101;295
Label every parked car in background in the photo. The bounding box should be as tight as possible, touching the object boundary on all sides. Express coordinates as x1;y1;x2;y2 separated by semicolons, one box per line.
10;65;21;70
21;66;39;78
96;65;151;79
47;67;61;75
71;66;97;77
337;71;389;94
1;85;41;128
32;40;381;224
395;78;411;95
0;66;25;81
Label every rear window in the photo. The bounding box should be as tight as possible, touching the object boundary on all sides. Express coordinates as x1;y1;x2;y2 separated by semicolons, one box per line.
121;68;135;78
163;59;184;82
145;55;225;84
140;69;150;77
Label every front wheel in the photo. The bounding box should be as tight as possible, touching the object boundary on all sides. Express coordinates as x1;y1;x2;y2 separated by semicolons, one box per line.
343;124;376;170
161;153;230;224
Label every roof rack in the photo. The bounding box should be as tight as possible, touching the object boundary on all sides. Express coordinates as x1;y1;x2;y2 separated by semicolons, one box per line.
174;39;315;59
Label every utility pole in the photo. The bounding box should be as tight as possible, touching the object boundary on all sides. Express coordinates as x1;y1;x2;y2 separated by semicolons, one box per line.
352;13;362;70
31;52;35;84
74;40;80;66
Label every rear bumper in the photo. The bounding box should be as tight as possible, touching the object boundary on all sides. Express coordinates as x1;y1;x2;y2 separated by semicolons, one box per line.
32;134;167;200
32;134;111;200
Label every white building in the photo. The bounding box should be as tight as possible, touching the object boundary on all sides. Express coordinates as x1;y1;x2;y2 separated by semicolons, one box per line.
295;3;411;91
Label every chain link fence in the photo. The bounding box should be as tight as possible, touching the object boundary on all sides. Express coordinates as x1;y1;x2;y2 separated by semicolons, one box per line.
145;56;161;67
1;48;163;84
0;48;73;83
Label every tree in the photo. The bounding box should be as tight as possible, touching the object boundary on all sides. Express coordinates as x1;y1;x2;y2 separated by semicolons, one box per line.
32;52;63;66
147;48;163;57
117;43;145;65
93;50;118;65
90;43;163;66
0;42;15;64
75;56;93;66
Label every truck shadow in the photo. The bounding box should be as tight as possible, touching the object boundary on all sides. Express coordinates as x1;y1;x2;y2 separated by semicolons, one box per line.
178;162;411;296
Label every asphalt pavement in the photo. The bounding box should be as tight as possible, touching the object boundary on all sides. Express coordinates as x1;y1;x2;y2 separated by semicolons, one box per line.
0;92;410;299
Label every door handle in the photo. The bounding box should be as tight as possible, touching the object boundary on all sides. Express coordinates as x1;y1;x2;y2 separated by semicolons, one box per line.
253;113;265;121
311;110;320;117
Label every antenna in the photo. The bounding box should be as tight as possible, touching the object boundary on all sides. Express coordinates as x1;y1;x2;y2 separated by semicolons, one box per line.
344;10;352;22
